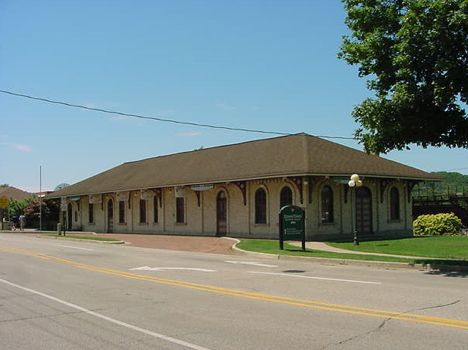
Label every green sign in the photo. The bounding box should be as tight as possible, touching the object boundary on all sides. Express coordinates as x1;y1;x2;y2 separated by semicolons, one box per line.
279;205;305;250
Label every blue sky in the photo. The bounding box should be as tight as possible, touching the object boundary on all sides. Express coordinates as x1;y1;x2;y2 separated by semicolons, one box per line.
1;0;466;192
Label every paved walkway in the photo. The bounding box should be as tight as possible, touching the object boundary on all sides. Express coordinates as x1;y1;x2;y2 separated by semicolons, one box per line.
95;233;241;255
295;241;434;260
1;230;240;255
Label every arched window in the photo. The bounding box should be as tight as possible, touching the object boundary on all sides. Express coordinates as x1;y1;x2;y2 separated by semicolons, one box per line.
280;186;293;209
390;187;400;220
139;199;147;223
119;200;125;224
321;186;334;223
255;188;267;224
88;203;94;223
176;197;185;223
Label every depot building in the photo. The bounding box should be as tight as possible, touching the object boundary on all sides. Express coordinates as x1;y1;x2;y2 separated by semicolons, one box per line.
47;133;437;240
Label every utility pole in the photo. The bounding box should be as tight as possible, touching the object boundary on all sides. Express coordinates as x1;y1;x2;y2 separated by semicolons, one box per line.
39;165;42;231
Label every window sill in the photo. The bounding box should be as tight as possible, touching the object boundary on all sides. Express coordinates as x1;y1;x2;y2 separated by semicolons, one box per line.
175;222;187;225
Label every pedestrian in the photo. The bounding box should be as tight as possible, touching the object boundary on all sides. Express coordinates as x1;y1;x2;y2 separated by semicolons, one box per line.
19;215;25;231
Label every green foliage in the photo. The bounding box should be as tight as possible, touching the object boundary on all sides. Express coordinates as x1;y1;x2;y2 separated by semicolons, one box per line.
6;199;28;219
414;171;468;196
23;198;60;229
339;0;468;154
0;184;9;188
413;213;462;235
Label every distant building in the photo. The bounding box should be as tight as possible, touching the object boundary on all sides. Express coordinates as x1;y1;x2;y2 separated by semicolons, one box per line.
36;191;54;198
0;186;33;201
47;133;437;239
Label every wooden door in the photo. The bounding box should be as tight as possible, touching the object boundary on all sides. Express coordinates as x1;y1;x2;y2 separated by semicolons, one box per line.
355;187;372;234
216;191;227;236
107;199;114;233
67;203;73;230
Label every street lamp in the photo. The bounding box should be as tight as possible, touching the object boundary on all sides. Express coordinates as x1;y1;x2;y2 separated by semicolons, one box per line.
348;174;363;246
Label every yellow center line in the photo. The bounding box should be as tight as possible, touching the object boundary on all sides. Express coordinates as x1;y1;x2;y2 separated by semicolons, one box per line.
1;245;467;330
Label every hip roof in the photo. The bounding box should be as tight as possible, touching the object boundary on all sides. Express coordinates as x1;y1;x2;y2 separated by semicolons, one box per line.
48;133;438;198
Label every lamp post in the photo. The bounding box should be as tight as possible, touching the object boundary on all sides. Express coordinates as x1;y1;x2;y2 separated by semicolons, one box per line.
348;174;363;246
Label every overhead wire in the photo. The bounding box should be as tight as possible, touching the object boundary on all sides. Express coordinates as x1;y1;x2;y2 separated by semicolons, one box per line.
0;89;356;140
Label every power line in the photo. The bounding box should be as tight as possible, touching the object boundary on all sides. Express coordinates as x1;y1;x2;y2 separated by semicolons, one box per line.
0;89;356;140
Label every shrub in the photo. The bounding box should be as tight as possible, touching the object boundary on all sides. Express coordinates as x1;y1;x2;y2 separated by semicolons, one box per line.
413;213;462;236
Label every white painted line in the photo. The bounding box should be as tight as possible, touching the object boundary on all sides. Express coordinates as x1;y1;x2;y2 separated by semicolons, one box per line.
129;266;216;272
55;245;94;252
0;278;211;350
225;261;278;268
248;271;382;285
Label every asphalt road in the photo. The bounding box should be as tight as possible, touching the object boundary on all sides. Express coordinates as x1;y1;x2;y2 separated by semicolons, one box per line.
0;233;467;350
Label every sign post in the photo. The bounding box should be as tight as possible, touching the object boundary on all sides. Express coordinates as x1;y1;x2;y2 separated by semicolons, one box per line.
279;205;306;251
0;196;9;230
0;196;9;209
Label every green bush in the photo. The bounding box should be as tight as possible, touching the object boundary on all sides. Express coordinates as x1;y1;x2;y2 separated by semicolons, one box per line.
413;213;462;236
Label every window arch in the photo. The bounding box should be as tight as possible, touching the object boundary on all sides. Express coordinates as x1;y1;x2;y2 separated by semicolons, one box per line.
280;186;293;209
390;187;400;220
255;188;267;224
321;185;334;223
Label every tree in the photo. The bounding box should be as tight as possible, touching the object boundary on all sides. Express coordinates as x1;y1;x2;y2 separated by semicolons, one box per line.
339;0;467;154
6;199;28;221
23;198;60;230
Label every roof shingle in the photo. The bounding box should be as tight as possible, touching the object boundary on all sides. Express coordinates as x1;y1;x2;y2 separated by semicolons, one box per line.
48;133;438;198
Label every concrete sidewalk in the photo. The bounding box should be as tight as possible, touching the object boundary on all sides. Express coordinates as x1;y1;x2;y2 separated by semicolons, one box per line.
292;241;437;260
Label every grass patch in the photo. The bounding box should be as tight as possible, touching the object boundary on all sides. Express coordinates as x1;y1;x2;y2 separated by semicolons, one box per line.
327;236;468;260
44;234;120;242
237;239;414;263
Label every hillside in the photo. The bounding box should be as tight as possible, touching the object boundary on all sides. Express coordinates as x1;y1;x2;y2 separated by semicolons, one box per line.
414;172;468;197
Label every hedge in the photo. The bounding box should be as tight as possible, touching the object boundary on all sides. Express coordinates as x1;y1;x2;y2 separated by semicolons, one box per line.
413;213;462;236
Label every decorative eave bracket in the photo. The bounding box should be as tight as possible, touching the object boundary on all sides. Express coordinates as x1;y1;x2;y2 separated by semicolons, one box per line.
233;181;247;206
344;185;349;204
380;179;392;203
288;177;303;204
407;181;418;203
154;188;163;208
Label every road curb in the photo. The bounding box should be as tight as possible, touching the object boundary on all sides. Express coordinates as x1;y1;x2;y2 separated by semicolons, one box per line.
35;235;125;245
230;240;468;272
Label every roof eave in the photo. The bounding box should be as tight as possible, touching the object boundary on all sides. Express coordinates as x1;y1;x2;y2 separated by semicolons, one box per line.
44;171;437;199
